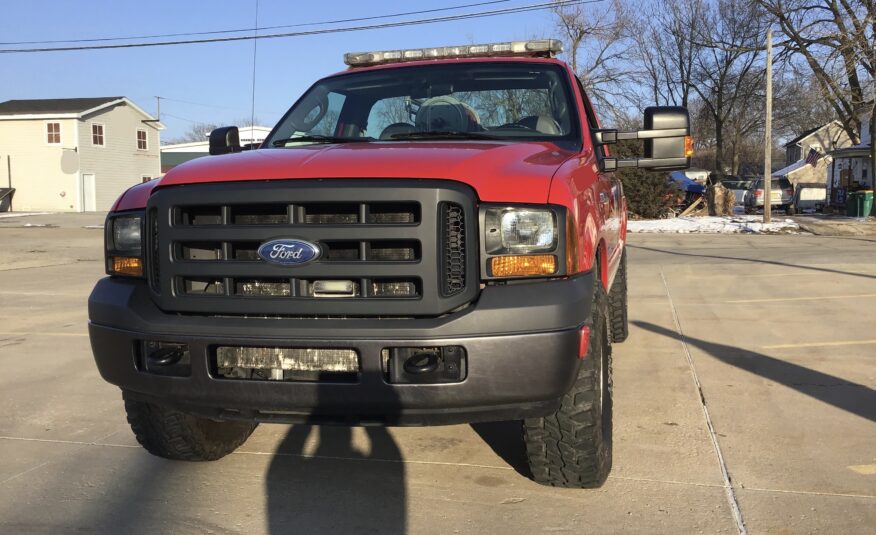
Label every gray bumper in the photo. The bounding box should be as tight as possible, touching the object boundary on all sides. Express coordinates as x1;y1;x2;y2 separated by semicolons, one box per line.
88;273;594;426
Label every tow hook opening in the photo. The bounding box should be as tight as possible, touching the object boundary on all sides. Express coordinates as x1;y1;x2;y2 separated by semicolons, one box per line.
137;341;192;377
383;346;467;384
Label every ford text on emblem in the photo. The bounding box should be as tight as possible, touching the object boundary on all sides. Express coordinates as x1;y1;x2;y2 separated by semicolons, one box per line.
257;239;321;265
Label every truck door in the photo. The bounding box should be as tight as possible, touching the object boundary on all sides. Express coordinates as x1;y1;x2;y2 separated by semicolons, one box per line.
579;86;622;278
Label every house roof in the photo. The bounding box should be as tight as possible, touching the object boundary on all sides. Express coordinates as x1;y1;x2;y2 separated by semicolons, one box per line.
771;159;808;177
0;97;123;115
783;126;821;148
0;96;163;128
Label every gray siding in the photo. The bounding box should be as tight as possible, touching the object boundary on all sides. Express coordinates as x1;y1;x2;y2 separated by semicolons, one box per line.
77;103;161;211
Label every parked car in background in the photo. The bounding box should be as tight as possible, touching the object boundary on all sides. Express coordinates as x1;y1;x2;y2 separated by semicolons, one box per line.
792;183;827;213
720;176;753;206
745;177;794;214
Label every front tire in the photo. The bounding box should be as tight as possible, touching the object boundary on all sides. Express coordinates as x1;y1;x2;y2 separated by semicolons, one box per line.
523;279;613;488
124;396;257;461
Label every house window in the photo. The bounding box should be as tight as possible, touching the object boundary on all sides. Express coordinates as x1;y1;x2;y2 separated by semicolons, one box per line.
46;122;61;144
141;175;151;183
92;123;105;146
136;129;148;150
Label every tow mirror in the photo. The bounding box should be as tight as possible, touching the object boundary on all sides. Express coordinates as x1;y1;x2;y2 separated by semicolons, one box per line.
593;106;692;172
209;126;242;156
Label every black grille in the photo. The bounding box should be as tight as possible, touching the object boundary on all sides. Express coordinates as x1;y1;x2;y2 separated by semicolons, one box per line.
147;208;160;292
145;181;477;317
442;203;466;296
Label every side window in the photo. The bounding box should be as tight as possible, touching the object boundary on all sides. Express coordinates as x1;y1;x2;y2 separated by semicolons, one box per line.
575;78;603;157
46;122;61;144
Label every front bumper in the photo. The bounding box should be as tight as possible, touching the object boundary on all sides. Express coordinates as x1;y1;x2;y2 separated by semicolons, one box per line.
88;272;594;426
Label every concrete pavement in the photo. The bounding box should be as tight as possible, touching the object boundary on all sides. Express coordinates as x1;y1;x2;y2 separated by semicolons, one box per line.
0;214;873;534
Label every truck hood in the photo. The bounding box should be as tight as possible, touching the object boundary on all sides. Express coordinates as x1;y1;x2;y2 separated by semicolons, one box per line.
158;142;575;203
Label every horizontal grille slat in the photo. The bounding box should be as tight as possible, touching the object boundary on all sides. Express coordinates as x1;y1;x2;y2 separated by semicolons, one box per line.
147;181;477;317
171;261;424;278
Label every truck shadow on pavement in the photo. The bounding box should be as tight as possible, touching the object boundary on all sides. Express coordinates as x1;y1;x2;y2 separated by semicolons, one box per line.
470;421;532;478
633;321;876;424
627;244;876;280
265;373;407;534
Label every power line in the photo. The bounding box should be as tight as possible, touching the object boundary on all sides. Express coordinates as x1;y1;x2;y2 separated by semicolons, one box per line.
0;0;513;46
250;0;259;129
0;0;595;54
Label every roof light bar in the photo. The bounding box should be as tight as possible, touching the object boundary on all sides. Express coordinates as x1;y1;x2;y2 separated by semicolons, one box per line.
344;39;563;67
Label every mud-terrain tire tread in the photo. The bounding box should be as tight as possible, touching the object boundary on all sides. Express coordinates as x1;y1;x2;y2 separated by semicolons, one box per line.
607;249;629;343
124;397;256;461
523;277;613;488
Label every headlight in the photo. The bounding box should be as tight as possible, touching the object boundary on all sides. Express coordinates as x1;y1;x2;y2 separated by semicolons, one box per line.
484;208;557;254
112;216;142;252
481;206;569;279
106;213;144;277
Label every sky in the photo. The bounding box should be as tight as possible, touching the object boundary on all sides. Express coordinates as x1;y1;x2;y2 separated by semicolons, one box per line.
0;0;560;141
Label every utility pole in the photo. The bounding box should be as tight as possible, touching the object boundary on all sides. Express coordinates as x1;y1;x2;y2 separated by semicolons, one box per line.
763;28;772;224
155;96;161;122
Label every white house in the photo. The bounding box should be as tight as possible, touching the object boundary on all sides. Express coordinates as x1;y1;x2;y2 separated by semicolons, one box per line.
160;125;272;172
773;121;852;185
0;97;163;212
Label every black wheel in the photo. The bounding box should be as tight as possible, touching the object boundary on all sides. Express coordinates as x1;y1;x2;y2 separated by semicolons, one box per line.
607;250;629;343
523;275;613;488
124;396;257;461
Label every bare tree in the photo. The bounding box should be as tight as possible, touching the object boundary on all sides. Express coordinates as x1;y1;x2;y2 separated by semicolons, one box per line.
687;0;770;175
553;0;635;120
632;0;705;108
758;0;875;174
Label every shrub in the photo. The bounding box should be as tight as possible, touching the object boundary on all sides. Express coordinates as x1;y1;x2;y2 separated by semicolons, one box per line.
614;140;674;219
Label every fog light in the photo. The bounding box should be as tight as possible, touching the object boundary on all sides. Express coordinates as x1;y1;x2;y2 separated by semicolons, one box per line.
110;256;143;277
490;255;557;277
216;347;359;373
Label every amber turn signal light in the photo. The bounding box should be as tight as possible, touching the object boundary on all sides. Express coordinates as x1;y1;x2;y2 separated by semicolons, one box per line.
490;255;557;277
685;135;694;157
111;256;143;277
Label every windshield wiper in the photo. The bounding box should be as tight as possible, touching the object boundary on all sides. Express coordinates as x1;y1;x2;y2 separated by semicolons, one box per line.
388;131;503;141
272;135;371;146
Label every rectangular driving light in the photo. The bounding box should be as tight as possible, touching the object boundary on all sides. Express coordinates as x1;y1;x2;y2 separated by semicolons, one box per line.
344;39;563;66
216;347;359;373
490;255;557;277
110;256;143;277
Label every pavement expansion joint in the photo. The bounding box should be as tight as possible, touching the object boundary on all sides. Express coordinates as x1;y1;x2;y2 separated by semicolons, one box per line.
660;268;748;535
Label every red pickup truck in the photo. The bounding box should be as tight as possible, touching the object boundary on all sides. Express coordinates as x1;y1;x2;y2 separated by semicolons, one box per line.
89;40;690;488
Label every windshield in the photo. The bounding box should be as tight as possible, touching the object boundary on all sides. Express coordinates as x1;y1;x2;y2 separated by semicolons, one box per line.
265;62;580;147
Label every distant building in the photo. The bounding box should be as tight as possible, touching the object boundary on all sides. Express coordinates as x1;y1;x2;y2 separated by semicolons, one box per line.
160;125;272;172
774;121;852;185
0;97;162;212
827;107;873;205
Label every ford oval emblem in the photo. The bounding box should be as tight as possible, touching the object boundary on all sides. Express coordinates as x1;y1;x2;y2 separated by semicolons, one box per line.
257;239;321;265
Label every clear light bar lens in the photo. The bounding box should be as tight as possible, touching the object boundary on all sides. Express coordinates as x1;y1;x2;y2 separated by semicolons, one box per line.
217;347;359;373
344;39;563;66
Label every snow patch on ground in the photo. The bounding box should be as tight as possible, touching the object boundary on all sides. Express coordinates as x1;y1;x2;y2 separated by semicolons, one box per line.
0;212;50;219
628;215;799;234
